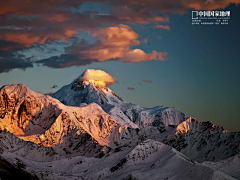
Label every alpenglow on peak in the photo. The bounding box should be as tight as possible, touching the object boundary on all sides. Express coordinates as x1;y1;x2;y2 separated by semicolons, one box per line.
78;69;117;86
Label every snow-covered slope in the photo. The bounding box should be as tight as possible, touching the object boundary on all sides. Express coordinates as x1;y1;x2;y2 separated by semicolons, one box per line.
201;154;240;180
117;103;189;128
2;139;236;180
163;117;240;162
0;130;64;162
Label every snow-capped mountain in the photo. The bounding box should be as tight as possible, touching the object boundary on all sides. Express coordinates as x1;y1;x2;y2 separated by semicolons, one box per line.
51;69;125;107
0;69;239;180
51;69;189;129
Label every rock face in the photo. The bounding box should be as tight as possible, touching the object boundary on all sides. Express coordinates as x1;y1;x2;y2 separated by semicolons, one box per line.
0;69;240;180
0;84;55;134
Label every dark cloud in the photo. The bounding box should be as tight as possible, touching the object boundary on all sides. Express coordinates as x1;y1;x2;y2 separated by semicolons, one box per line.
0;40;33;73
142;79;152;83
35;54;98;68
109;0;239;15
0;56;33;73
127;87;135;90
0;9;120;48
0;40;25;51
110;5;169;24
0;0;104;16
51;85;58;88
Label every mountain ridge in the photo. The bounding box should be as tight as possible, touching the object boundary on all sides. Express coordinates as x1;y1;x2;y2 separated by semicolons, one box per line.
0;69;239;179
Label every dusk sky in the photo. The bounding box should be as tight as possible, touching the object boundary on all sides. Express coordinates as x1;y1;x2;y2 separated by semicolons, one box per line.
0;0;239;131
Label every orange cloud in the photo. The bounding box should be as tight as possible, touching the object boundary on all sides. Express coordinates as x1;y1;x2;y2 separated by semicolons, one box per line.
92;24;140;47
46;14;70;23
64;30;77;38
153;25;171;31
66;24;168;63
121;49;168;63
37;24;168;68
0;33;42;47
0;30;74;47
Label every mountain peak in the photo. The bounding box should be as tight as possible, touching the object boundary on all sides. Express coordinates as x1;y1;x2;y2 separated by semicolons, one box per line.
51;69;124;107
77;69;117;86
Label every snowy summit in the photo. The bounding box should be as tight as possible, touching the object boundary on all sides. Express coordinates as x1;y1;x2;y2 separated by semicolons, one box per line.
50;69;124;107
78;69;117;86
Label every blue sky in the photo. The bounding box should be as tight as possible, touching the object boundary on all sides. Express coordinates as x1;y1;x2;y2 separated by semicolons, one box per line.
0;1;239;131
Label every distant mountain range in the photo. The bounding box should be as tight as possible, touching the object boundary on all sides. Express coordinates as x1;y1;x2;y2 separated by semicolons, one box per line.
0;69;239;180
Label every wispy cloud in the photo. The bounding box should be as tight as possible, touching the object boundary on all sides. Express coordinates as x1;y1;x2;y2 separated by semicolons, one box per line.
127;87;135;90
153;25;171;31
142;79;152;83
51;85;58;88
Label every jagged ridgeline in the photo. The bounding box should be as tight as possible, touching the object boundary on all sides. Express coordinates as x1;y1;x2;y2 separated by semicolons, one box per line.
0;69;239;180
